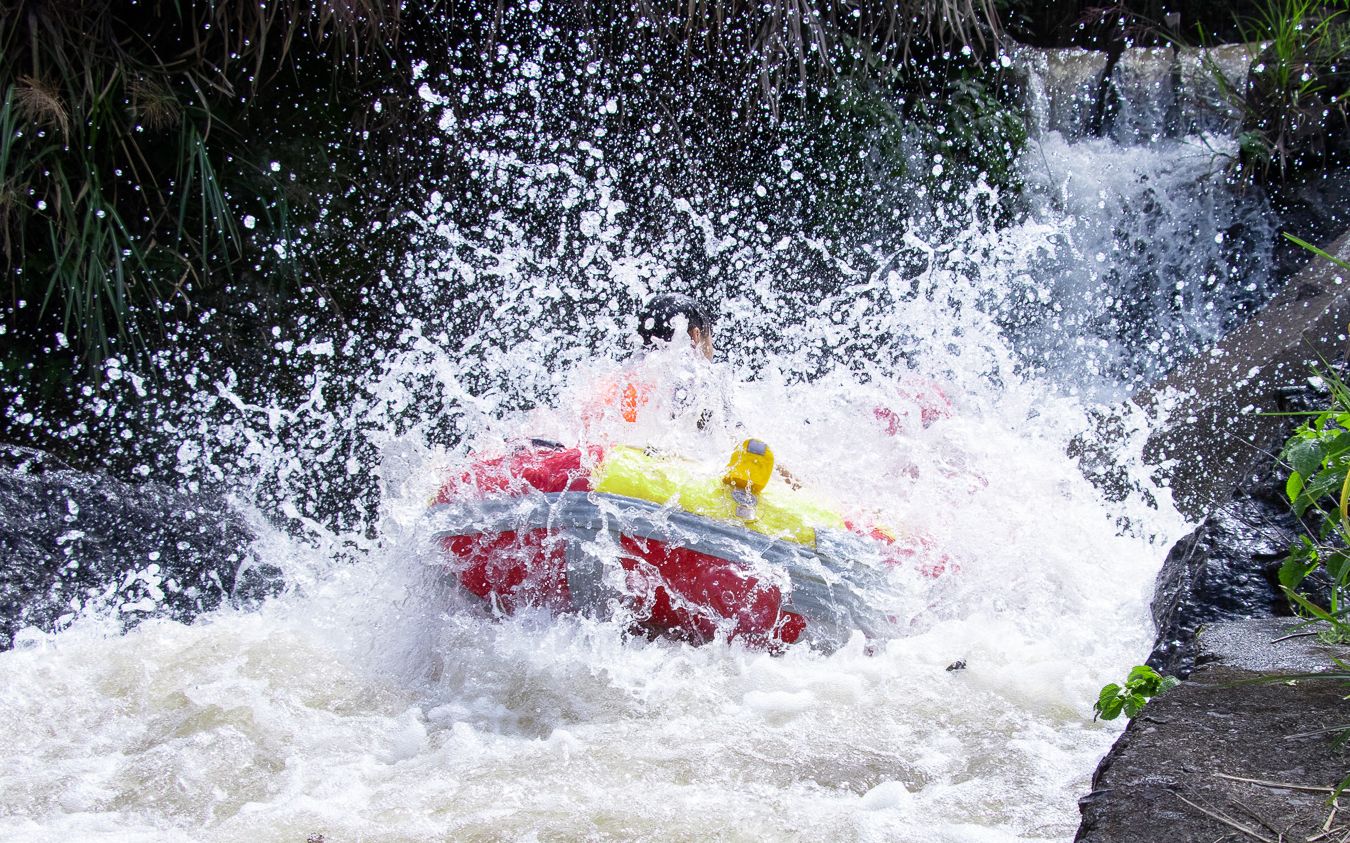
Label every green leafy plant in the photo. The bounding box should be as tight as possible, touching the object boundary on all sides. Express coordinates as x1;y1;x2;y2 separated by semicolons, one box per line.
1201;0;1350;183
1268;233;1350;644
630;0;1007;102
1094;665;1180;721
906;65;1027;217
1276;359;1350;643
770;35;1025;241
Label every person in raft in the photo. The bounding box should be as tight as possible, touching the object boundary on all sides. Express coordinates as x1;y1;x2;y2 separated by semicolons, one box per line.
580;293;736;443
577;293;803;489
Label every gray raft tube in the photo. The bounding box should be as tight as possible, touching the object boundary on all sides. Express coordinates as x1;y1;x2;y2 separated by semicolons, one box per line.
428;491;901;652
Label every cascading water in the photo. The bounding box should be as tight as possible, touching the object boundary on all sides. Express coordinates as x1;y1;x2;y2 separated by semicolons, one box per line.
1004;44;1274;394
0;31;1275;843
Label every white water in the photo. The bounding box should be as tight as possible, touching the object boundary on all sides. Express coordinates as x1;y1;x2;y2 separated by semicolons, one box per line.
2;409;1174;841
0;39;1263;843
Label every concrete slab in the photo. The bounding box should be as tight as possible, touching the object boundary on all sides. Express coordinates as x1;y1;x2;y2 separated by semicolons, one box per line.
1197;617;1350;675
1077;617;1350;842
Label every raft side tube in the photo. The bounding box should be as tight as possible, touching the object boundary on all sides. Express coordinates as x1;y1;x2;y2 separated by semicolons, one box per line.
428;491;894;650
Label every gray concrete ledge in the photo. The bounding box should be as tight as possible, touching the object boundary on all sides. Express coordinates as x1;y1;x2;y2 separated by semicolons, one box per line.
1077;618;1350;842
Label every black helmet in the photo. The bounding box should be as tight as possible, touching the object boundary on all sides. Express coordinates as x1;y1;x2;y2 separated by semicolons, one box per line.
637;293;713;347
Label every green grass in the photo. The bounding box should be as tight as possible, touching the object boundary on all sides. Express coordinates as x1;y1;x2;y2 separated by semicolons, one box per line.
1202;0;1350;181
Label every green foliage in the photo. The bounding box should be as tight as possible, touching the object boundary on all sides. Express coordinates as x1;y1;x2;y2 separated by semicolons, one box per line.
1094;665;1181;721
772;36;1026;240
775;33;1025;241
630;0;1008;101
1277;355;1350;644
1203;0;1350;182
781;77;910;239
1266;235;1350;804
0;0;401;362
907;66;1027;214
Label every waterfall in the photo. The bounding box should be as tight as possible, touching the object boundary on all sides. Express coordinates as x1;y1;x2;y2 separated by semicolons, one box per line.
1006;43;1273;393
1018;44;1252;142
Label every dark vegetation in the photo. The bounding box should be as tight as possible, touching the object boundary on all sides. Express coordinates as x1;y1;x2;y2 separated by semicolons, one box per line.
1008;0;1273;47
1;0;433;461
0;0;1032;487
1;0;1347;513
1229;0;1350;182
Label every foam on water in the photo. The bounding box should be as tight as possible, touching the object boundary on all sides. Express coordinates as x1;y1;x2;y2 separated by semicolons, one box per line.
0;328;1183;841
0;39;1252;843
1;484;1168;843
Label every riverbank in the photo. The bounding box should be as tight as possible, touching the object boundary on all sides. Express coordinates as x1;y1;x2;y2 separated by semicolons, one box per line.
1076;216;1350;838
1077;618;1349;842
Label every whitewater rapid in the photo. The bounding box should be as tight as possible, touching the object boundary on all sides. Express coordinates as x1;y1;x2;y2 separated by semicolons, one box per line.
0;36;1263;843
1;352;1184;841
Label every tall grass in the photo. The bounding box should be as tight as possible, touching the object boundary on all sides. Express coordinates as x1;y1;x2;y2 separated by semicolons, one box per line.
1201;0;1350;182
0;0;400;363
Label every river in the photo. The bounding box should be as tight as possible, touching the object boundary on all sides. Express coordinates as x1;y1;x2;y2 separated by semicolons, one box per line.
0;38;1270;843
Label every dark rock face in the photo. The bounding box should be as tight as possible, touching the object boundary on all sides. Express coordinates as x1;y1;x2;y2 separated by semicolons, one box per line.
1088;284;1350;838
1147;459;1299;676
1146;376;1339;677
0;446;280;650
1273;170;1350;283
1078;619;1350;843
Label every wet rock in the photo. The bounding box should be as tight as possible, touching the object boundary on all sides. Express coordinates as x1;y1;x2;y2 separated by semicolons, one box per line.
1147;456;1299;677
0;445;280;650
1145;355;1346;677
1077;618;1350;843
1138;228;1350;520
1273;170;1350;282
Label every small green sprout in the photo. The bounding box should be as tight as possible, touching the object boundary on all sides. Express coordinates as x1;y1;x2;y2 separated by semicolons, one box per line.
1094;665;1181;721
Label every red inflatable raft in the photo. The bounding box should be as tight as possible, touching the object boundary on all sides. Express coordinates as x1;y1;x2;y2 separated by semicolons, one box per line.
430;441;940;650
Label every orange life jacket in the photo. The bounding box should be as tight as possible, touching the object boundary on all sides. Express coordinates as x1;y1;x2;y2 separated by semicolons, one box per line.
585;373;654;425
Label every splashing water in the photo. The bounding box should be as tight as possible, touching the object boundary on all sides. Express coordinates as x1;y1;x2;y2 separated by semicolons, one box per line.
2;395;1177;840
0;36;1263;843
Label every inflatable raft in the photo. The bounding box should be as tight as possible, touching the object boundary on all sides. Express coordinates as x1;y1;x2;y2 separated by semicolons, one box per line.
430;441;937;650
